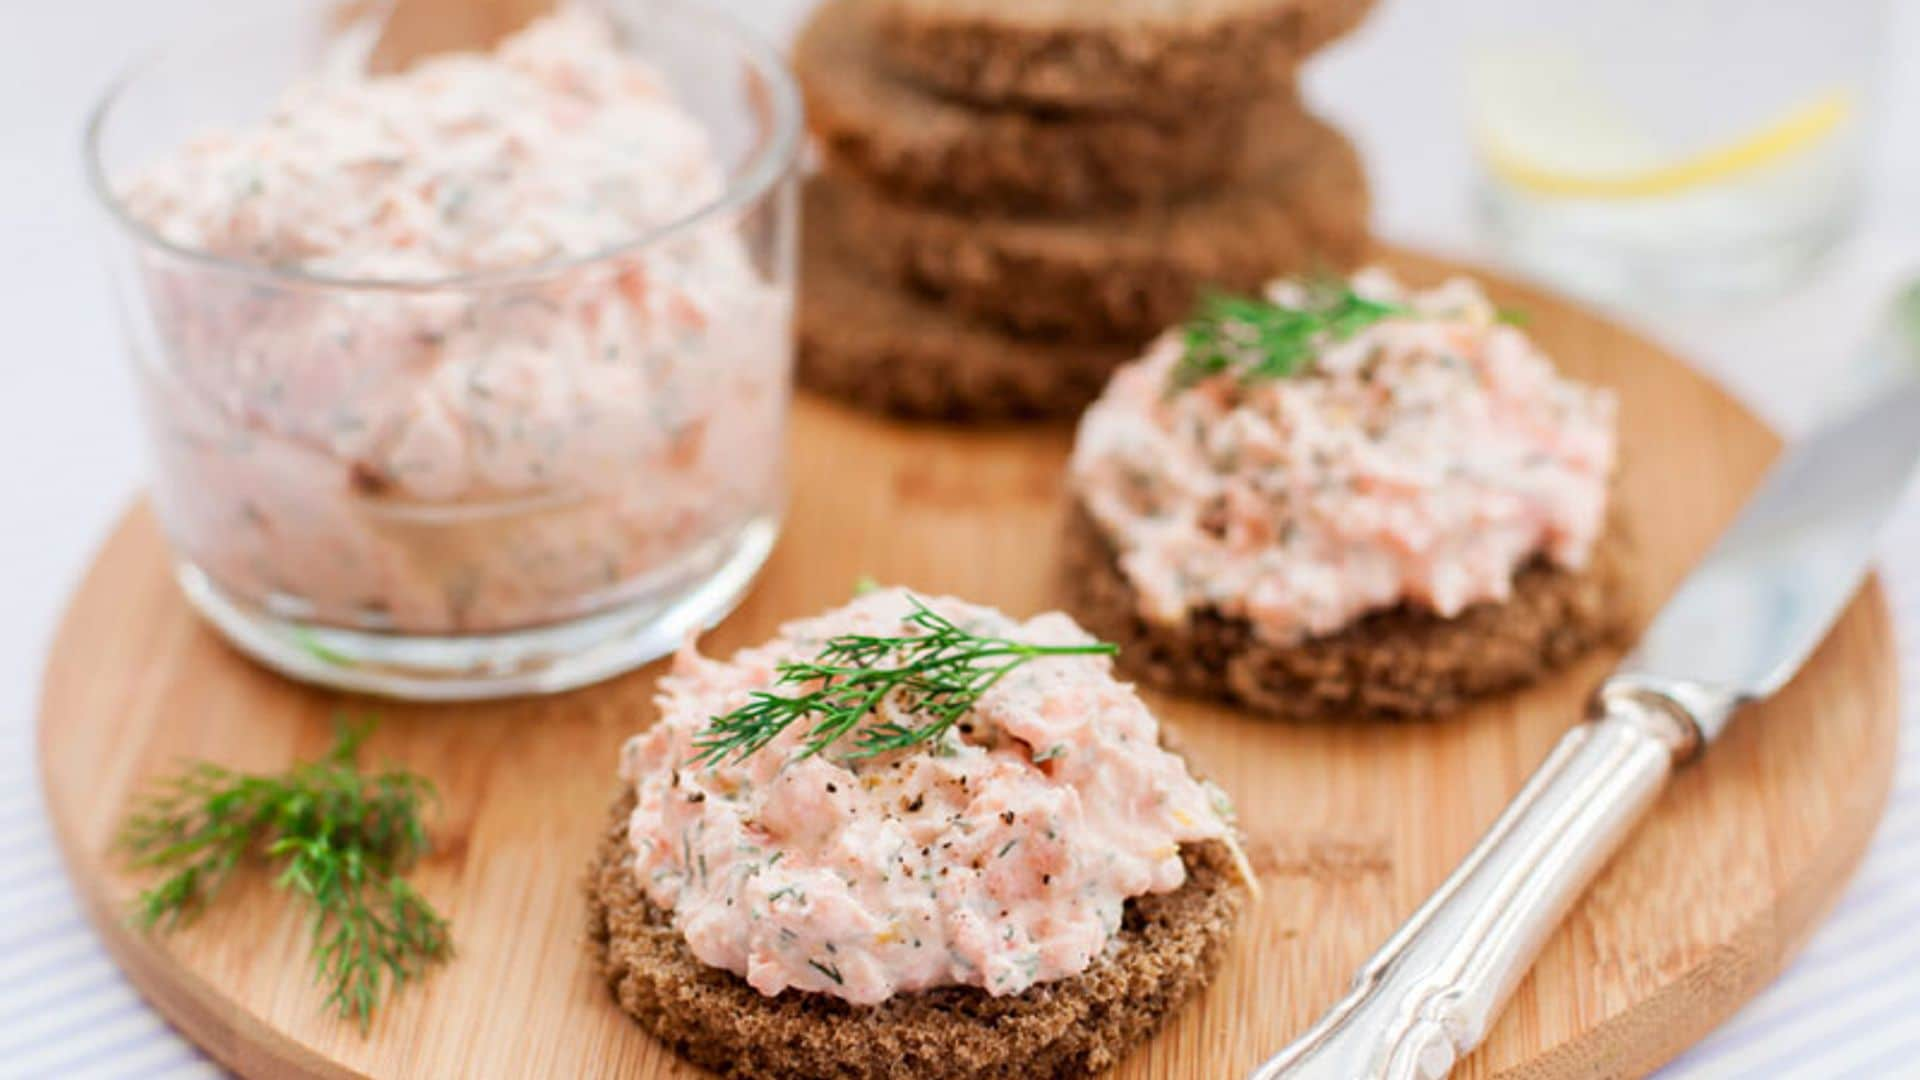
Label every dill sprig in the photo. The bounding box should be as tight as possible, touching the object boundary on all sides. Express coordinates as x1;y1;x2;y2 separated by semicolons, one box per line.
692;595;1117;766
117;719;452;1030
1170;283;1408;392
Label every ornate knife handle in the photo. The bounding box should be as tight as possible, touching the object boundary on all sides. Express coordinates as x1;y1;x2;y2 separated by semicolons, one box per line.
1252;679;1737;1080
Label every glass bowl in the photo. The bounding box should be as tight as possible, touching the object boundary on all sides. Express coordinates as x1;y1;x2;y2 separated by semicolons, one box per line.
84;0;801;700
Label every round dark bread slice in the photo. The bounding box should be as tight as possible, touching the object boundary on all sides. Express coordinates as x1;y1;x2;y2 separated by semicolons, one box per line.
829;115;1371;342
1059;501;1631;721
872;0;1378;116
799;176;1137;421
586;789;1248;1080
797;0;1309;213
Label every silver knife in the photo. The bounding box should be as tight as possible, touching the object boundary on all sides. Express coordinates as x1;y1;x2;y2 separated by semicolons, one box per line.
1254;295;1920;1080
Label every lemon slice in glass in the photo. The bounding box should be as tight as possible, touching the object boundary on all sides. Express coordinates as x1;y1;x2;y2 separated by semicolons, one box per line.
1469;45;1854;200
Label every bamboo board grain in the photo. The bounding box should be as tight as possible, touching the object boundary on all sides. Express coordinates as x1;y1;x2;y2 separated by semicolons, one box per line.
39;249;1898;1079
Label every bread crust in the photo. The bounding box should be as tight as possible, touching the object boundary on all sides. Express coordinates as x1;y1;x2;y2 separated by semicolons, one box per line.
828;117;1371;342
586;790;1248;1079
872;0;1378;115
797;0;1302;213
798;176;1136;421
1059;501;1630;721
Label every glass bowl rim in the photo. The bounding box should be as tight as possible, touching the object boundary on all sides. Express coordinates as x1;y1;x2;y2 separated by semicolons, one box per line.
80;0;802;295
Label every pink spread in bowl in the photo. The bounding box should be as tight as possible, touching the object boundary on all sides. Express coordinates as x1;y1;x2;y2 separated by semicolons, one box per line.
86;5;801;697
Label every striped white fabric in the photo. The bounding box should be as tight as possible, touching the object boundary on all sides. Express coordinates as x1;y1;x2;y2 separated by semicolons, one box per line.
2;509;1914;1079
0;793;222;1079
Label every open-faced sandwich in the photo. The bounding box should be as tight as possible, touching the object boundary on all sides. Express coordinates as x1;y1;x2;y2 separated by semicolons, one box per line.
588;588;1249;1078
1063;270;1626;720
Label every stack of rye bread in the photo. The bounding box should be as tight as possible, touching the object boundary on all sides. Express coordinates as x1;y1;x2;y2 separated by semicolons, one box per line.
794;0;1378;421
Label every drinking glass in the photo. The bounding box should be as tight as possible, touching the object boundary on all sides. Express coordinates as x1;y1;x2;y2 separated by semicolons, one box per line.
1466;0;1887;302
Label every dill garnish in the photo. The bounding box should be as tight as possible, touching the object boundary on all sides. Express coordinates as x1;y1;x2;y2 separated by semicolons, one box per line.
117;719;451;1030
1169;284;1408;392
691;595;1116;766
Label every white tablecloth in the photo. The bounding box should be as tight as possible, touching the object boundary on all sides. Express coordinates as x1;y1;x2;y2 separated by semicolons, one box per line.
1;1;1914;1075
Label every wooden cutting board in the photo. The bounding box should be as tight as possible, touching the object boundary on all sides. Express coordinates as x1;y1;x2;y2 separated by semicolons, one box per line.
39;249;1898;1079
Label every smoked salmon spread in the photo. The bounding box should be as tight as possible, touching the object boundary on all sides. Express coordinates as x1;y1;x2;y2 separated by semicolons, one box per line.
617;589;1237;1005
1069;270;1618;646
114;9;789;634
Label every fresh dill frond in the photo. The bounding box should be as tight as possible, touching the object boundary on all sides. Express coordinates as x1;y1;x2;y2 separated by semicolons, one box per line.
117;719;451;1031
691;595;1117;766
1169;282;1408;392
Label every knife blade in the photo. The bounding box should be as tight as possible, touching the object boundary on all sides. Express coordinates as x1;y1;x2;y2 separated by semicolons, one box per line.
1253;321;1920;1079
1614;378;1920;737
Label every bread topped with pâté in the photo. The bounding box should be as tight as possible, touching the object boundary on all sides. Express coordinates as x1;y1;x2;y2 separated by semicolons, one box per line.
1061;270;1628;720
587;588;1252;1078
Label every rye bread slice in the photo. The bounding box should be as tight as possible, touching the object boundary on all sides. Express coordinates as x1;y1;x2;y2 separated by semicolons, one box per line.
873;0;1378;115
1059;501;1631;721
828;116;1370;342
799;177;1136;421
797;0;1309;213
587;789;1247;1080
